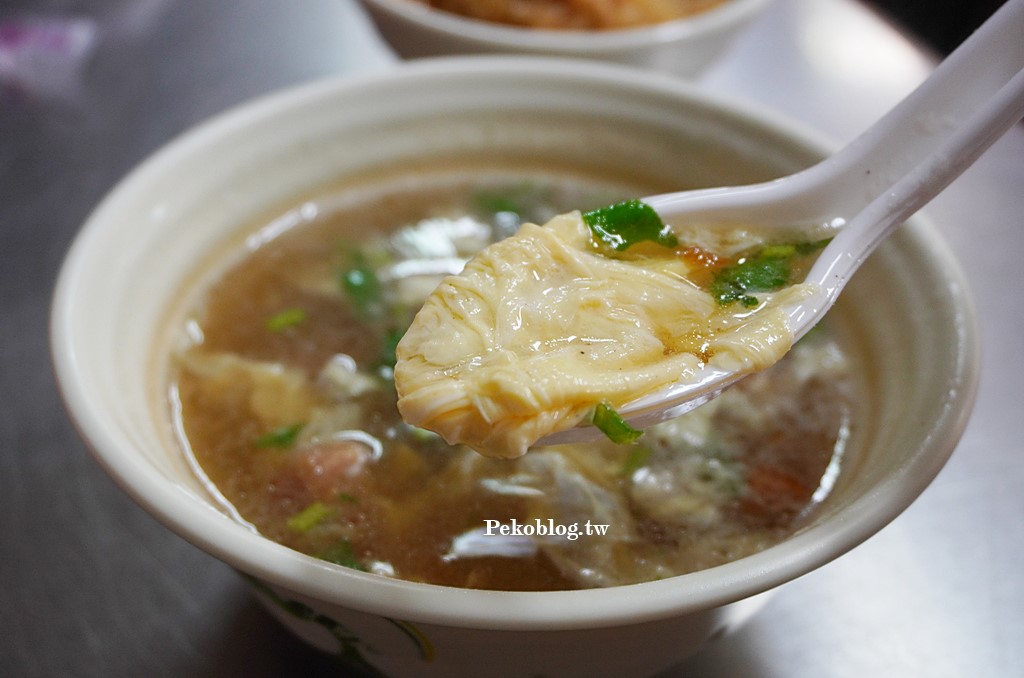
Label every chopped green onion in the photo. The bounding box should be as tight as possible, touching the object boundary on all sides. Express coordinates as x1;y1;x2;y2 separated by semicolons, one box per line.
591;402;643;445
619;446;651;476
287;501;334;533
337;492;358;504
319;539;367;571
583;200;677;252
405;425;439;442
340;252;382;318
264;307;307;332
254;423;304;449
758;244;798;259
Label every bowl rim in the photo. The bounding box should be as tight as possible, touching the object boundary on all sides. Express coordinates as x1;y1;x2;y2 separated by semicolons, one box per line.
359;0;772;50
51;55;980;631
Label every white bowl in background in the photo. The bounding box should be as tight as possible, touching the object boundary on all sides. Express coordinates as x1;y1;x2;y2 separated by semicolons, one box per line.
358;0;771;77
51;57;978;678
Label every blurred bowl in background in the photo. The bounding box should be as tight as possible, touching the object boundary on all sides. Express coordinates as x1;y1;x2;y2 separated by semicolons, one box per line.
358;0;771;76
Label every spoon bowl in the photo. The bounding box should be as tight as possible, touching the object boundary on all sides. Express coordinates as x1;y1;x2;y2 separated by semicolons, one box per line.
543;0;1024;444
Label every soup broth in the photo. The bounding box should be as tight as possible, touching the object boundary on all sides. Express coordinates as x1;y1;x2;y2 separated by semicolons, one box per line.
171;168;858;591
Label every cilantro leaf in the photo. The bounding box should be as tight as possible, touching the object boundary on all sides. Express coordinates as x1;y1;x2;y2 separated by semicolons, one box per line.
710;238;831;306
711;255;790;307
583;200;677;252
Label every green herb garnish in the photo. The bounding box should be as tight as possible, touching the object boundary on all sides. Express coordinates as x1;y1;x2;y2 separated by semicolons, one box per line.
473;182;547;218
796;319;826;345
474;191;523;216
376;326;405;370
287;501;334;533
710;238;832;307
797;238;832;255
619;446;651;476
254;423;304;449
591;402;643;445
405;425;439;442
710;254;790;307
319;539;367;571
340;252;382;318
264;307;307;332
583;200;678;252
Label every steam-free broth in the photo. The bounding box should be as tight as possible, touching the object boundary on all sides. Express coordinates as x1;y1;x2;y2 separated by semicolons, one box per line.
171;169;857;590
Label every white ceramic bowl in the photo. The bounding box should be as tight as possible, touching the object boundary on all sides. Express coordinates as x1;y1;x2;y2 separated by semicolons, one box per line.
51;57;978;678
358;0;770;76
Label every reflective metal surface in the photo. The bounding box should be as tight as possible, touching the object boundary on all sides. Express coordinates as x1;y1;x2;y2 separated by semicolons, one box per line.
2;0;1020;675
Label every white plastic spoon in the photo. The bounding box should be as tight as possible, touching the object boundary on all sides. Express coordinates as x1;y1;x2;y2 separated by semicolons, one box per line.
541;0;1024;445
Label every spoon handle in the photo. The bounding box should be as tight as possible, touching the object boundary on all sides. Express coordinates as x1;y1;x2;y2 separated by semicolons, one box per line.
646;0;1024;231
813;0;1024;217
805;0;1024;296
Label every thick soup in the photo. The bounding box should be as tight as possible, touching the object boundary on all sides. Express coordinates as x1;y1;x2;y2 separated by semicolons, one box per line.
170;170;857;591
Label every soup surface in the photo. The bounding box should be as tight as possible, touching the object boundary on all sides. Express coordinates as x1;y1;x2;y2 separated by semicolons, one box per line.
413;0;729;30
171;169;857;590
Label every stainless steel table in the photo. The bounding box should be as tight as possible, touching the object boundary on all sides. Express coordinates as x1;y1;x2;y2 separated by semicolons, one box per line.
2;1;1020;676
